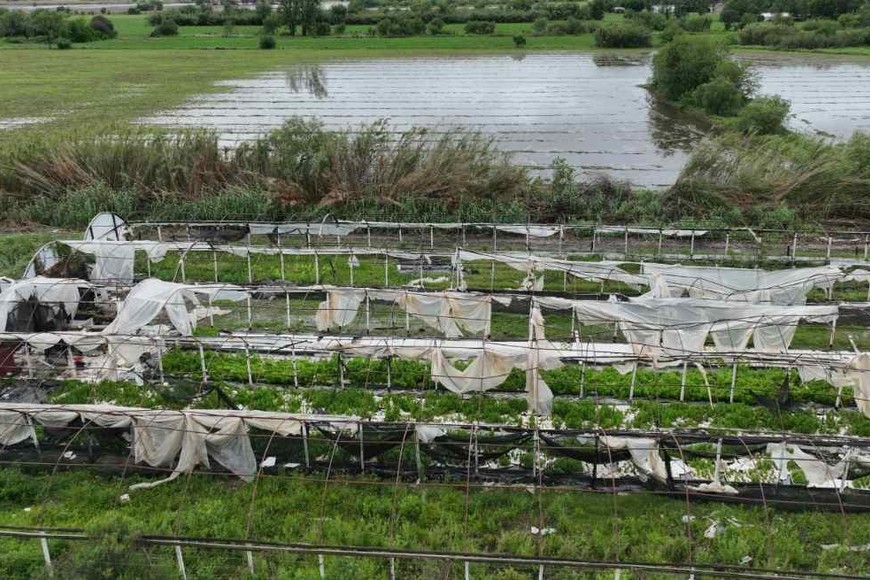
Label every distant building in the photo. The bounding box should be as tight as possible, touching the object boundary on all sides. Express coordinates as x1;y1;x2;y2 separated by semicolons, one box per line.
651;4;677;14
761;12;791;20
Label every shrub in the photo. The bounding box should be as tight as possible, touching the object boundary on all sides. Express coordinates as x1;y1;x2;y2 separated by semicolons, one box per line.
660;19;684;42
594;22;651;48
589;0;605;20
532;17;547;34
261;13;280;34
65;17;97;42
376;16;425;36
56;36;72;49
689;75;746;116
259;34;275;48
564;16;586;34
513;34;526;46
652;36;744;102
682;14;712;32
333;22;346;34
547;22;568;35
314;20;331;35
626;10;667;31
427;17;444;34
89;14;115;38
150;17;178;36
464;20;495;34
736;96;790;135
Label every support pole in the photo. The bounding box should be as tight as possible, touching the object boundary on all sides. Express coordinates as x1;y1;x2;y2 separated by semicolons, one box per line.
40;532;52;576
623;225;629;260
429;225;434;250
792;232;798;262
657;229;663;257
179;251;186;283
245;343;254;387
246;549;255;575
285;292;292;330
302;422;310;467
358;420;365;473
246;296;253;329
212;250;219;283
292;343;299;389
198;343;208;384
724;233;730;258
829;318;838;349
175;545;187;580
679;361;688;402
689;230;695;260
314;252;321;286
827;236;833;260
629;363;638;401
384;253;390;287
729;361;738;404
319;554;325;580
278;236;286;282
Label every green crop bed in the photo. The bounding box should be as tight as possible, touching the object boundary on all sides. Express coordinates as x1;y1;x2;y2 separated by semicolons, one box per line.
0;469;868;578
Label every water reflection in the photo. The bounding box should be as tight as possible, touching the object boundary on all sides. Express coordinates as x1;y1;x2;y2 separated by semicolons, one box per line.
285;66;328;99
646;94;708;155
144;53;870;186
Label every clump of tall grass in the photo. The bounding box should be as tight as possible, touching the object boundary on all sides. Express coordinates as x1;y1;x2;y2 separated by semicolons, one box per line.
0;119;529;225
666;132;870;223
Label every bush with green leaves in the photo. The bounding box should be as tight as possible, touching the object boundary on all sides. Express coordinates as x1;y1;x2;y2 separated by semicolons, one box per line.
376;15;425;36
625;9;667;31
464;20;495;34
736;95;790;135
150;17;178;37
426;17;444;34
594;22;651;48
55;36;72;49
89;14;116;38
259;34;276;48
681;14;712;32
513;34;526;46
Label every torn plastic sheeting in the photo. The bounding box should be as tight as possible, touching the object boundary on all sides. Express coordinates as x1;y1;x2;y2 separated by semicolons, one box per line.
104;279;247;337
315;288;495;338
0;278;90;333
61;242;136;284
494;225;560;238
595;226;707;237
248;222;359;237
641;263;843;304
600;436;668;482
455;250;646;288
83;212;128;242
542;297;838;357
766;443;850;488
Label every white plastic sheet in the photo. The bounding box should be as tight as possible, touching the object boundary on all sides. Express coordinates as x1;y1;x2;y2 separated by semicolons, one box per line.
641;263;843;304
0;277;89;332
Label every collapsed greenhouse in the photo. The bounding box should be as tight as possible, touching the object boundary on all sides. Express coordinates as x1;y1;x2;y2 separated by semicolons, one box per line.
5;213;870;576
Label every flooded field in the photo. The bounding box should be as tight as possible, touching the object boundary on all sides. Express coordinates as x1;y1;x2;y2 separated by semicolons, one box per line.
145;52;870;187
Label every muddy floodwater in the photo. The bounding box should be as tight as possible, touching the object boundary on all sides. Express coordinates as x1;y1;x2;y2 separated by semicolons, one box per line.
146;52;870;187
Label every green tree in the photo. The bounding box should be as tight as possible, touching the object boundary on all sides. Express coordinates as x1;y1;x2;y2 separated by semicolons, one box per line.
652;36;731;101
280;0;321;35
30;10;66;47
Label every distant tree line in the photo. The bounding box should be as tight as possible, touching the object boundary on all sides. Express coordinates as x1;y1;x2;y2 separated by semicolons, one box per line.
0;9;116;47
